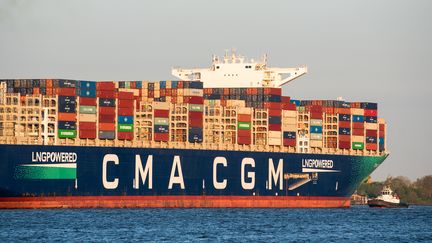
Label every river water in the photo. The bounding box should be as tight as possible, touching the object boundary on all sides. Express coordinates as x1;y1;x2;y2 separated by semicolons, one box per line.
1;206;431;242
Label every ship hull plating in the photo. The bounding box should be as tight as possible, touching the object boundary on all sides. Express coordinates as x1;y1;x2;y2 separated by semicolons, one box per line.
0;144;387;208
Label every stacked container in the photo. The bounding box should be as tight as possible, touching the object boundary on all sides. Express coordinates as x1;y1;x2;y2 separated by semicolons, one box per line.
117;91;134;140
363;102;378;151
153;102;170;142
378;118;386;152
282;96;297;147
351;107;365;150
78;81;97;139
237;107;252;145
57;80;77;139
266;88;282;145
337;102;351;149
97;82;116;140
185;81;204;143
310;105;323;148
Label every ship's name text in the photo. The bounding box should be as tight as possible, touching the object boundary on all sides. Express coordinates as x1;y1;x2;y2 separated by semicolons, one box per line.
102;154;284;191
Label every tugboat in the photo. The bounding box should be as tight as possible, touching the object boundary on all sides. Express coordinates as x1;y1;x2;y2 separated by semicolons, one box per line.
368;186;409;208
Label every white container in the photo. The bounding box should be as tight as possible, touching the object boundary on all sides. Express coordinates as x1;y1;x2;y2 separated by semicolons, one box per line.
310;133;323;140
269;131;282;138
351;108;364;115
282;110;297;118
352;136;364;143
365;123;378;130
153;102;170;110
79;114;96;122
310;140;323;148
238;107;252;115
283;117;297;125
310;119;323;126
268;137;282;146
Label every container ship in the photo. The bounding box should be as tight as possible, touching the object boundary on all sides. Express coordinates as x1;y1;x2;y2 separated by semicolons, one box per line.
0;51;388;208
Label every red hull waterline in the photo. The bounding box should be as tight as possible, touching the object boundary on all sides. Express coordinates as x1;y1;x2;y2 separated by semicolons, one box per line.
0;196;350;209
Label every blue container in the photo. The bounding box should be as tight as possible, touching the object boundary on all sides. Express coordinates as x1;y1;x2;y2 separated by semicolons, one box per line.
160;81;166;89
58;121;76;130
58;96;76;105
366;136;377;143
269;116;281;124
79;81;96;89
339;128;351;135
119;82;125;88
79;89;96;98
365;116;377;123
290;99;301;106
136;81;142;88
58;103;76;113
361;102;378;110
118;116;134;124
190;81;203;89
283;131;296;139
339;114;351;121
99;98;116;107
188;127;203;143
379;144;385;151
59;80;76;88
171;81;178;88
154;125;169;133
264;95;281;103
352;115;364;123
310;126;323;134
379;137;385;145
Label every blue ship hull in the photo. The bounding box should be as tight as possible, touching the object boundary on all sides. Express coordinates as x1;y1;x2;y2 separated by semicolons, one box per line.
0;144;387;208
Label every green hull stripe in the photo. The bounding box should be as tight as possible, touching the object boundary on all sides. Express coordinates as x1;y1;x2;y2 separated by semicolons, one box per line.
15;166;76;179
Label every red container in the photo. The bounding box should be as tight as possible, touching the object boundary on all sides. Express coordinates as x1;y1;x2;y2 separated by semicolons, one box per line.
79;129;97;139
118;107;134;116
263;88;282;96
148;91;154;98
379;124;385;130
269;109;282;116
79;122;96;130
281;96;291;103
154;133;169;142
364;109;378;116
352;128;364;136
379;130;385;137
246;88;258;95
97;82;115;91
366;143;377;150
177;81;184;89
118;92;134;100
160;89;166;97
310;105;323;113
352;122;364;129
99;107;116;114
204;88;212;95
269;124;281;131
282;103;296;111
118;99;134;108
310;112;322;119
79;97;97;106
99;114;115;123
337;108;351;114
189;117;203;127
184;96;204;104
97;91;116;98
339;121;351;128
238;114;251;122
324;107;335;114
366;129;378;137
99;123;115;131
339;134;351;142
58;112;76;122
237;130;251;137
118;132;134;140
58;88;76;96
189;111;203;119
283;138;296;147
339;141;351;149
264;102;281;110
154;109;169;118
238;136;252;145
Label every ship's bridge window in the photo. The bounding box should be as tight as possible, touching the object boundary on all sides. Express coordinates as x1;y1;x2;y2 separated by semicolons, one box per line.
216;66;220;69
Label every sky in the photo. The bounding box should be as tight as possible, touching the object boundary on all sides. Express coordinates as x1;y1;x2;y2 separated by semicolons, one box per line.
0;0;431;181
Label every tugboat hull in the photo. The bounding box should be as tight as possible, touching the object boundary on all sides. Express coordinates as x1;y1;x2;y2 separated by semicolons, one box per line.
368;199;408;208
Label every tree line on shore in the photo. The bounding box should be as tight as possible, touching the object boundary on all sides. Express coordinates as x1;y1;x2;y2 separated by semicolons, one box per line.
357;175;432;205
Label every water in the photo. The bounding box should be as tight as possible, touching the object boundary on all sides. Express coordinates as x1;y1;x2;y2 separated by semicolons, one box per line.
1;206;431;242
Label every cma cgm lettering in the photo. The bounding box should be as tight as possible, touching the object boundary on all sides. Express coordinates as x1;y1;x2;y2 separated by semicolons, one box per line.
102;154;285;191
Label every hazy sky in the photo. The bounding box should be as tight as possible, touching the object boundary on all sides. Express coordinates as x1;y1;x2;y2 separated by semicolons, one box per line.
0;0;431;180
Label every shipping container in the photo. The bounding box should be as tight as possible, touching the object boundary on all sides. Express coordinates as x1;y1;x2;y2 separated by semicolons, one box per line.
79;106;96;114
58;121;76;130
310;126;323;134
352;142;364;150
79;130;97;139
118;132;134;140
189;127;203;143
99;130;115;140
118;116;133;124
99;123;115;131
79;97;97;106
154;109;169;118
154;133;169;141
58;129;77;139
99;98;116;107
79;122;97;130
283;131;296;139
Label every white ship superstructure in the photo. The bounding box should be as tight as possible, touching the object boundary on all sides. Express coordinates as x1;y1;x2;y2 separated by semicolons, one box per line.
172;50;307;88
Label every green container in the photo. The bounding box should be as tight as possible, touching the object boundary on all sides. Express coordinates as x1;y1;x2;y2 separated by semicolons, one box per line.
154;117;169;125
118;124;134;132
297;106;305;112
189;104;203;112
79;105;96;114
238;122;251;130
125;81;130;89
352;142;364;150
58;129;77;139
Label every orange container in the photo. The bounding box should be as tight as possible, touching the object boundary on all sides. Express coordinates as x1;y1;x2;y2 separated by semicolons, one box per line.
58;113;76;121
366;143;377;150
99;123;115;131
